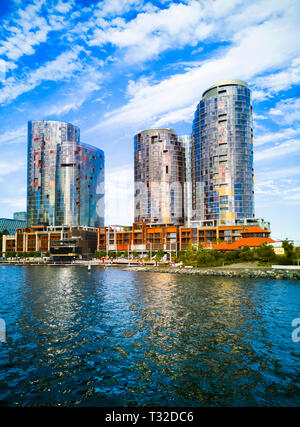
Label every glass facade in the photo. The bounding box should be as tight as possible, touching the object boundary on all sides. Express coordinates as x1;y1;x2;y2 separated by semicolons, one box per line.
179;135;192;226
27;121;104;227
192;79;254;224
134;129;185;225
13;212;27;221
0;218;27;235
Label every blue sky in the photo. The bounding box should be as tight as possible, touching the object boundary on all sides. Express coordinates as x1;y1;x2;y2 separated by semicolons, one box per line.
0;0;299;240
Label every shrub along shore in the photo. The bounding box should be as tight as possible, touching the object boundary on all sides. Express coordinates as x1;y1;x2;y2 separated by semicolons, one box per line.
124;265;300;280
122;240;300;280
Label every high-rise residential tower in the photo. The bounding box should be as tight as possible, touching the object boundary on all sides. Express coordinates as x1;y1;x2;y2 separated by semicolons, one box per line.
179;135;193;226
27;120;104;227
134;128;185;225
192;79;254;224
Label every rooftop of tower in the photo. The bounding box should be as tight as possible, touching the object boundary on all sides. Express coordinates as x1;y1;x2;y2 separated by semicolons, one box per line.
137;128;176;136
202;79;248;99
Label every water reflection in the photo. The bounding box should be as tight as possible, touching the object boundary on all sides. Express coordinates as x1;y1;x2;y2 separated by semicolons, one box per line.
0;266;299;406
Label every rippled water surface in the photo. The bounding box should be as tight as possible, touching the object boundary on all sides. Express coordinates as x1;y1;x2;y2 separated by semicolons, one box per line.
0;265;300;406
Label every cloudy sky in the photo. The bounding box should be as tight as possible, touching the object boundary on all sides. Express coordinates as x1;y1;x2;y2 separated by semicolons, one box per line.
0;0;299;240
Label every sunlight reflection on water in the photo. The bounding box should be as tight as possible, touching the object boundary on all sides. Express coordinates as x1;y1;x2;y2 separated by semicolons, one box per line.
0;266;299;407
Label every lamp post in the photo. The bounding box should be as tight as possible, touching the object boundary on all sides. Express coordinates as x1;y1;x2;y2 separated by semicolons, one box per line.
106;227;109;261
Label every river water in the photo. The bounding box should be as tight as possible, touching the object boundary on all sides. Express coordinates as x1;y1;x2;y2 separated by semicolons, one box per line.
0;265;299;406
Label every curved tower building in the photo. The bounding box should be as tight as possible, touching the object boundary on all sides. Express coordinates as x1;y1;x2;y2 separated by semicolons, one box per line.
134;128;185;225
192;79;254;224
27;121;104;227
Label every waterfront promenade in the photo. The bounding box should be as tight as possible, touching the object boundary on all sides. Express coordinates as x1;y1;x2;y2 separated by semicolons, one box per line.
0;259;300;280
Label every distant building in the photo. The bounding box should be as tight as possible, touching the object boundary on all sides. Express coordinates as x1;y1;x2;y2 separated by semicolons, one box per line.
0;218;27;236
27;120;104;228
192;79;254;224
13;212;27;222
134;128;185;225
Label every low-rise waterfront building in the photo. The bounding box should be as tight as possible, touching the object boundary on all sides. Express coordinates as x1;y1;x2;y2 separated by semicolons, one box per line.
213;227;275;250
2;225;98;259
97;219;274;254
2;219;275;258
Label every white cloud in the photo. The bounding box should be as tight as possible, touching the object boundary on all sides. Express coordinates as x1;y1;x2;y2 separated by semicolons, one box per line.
126;76;154;98
254;126;300;147
0;48;83;105
0;126;26;145
0;0;48;61
55;0;74;14
87;0;298;69
95;0;142;18
0;160;26;177
45;66;103;116
89;3;300;131
253;113;268;120
255;139;300;161
254;57;300;94
88;1;213;63
269;98;300;125
255;175;300;208
0;197;26;210
0;0;75;63
152;104;197;128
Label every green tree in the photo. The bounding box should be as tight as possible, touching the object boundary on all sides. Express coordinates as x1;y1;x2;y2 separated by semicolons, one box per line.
6;251;16;258
155;249;165;261
282;239;294;263
223;249;240;264
239;246;254;262
176;250;185;259
294;247;300;266
184;241;197;265
132;251;138;258
255;244;276;264
196;250;216;267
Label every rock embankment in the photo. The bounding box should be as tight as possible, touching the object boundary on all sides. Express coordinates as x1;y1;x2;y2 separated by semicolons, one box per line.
124;266;300;280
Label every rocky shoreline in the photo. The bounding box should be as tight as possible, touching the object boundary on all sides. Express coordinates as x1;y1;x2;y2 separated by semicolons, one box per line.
124;265;300;280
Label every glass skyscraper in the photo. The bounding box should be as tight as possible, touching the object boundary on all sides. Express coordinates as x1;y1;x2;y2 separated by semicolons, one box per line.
134;128;185;225
179;135;193;226
27;121;104;227
192;79;254;224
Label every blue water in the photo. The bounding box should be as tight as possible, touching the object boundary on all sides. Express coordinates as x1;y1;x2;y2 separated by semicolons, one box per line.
0;265;299;406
